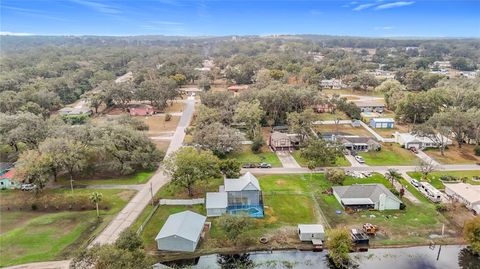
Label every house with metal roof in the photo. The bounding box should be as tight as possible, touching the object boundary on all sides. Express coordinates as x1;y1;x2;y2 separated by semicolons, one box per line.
370;118;394;129
445;183;480;215
206;192;228;217
353;100;385;113
155;210;207;252
297;224;325;242
332;184;402;211
268;131;301;152
337;136;381;152
394;132;452;150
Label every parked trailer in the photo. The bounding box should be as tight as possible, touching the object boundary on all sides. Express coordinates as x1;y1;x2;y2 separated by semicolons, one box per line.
418;182;442;203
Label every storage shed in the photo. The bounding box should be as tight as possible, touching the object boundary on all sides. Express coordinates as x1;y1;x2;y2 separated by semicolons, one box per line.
155;211;206;252
206;192;228;217
370;118;394;129
297;224;325;242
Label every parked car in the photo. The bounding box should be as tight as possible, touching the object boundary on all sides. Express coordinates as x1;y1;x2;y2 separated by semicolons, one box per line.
258;162;272;168
410;179;420;187
242;163;257;168
354;156;365;163
409;147;418;154
20;184;36;191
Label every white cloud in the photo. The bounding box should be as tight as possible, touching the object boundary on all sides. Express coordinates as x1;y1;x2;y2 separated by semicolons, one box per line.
0;31;34;36
375;1;415;10
69;0;121;14
352;3;376;11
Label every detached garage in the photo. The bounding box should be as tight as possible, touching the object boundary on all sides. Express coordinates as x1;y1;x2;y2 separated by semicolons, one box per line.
155;210;206;252
298;224;325;242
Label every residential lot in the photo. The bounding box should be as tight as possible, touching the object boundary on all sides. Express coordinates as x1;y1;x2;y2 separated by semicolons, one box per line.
314;111;350;121
55;170;156;186
408;170;480;190
314;124;373;137
292;150;350;167
0;189;136;267
227;145;282;167
358;143;419;166
424;144;480;164
137;115;180;137
369;123;410;138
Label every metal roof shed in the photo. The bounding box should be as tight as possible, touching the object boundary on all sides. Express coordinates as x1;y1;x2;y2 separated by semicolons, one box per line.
298;224;325;242
155;210;206;252
206;192;228;217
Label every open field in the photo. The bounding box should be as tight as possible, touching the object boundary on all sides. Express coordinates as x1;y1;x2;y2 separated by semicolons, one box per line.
163;101;185;113
291;150;350;167
408;170;480;190
359;143;419;166
314;124;373;137
0;189;135;267
152;140;171;152
137;115;180;136
314;111;350;121
424;144;480;164
227;145;282;167
56;170;156;186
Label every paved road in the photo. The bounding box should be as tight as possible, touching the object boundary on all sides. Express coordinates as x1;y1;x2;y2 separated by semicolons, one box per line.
90;97;195;246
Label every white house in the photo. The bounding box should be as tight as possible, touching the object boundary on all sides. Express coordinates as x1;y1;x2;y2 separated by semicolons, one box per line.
320;79;347;89
353;101;385;113
445;183;480;214
155;211;206;252
332;184;402;211
206;192;228;217
370;118;394;129
394;132;452;150
298;224;325;242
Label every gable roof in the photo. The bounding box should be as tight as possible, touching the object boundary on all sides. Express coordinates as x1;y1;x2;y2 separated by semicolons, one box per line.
206;192;228;209
333;184;401;204
0;168;15;180
155;210;206;242
371;118;394;123
298;224;325;234
338;136;378;145
224;172;261;192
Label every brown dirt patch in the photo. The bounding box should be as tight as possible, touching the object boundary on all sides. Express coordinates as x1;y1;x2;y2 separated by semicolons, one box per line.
275;180;287;186
117;190;135;202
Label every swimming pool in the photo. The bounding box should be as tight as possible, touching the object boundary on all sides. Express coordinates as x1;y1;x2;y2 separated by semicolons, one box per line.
227;205;264;218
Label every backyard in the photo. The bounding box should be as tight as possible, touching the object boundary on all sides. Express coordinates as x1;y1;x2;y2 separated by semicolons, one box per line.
314;124;373;137
0;188;135;267
314;110;350;121
358;143;419;166
370;123;411;138
137;114;180;137
424;144;480;164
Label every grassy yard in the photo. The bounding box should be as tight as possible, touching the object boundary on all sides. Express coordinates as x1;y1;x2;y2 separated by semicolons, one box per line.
227;145;281;167
359;143;419;166
137;114;180;136
370;124;411;138
314;124;373;137
57;170;156;186
0;188;135;267
314;111;350;121
424;144;480;164
407;170;480;190
291;150;350;167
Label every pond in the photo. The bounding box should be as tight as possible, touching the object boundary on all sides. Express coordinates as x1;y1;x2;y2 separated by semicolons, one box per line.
160;245;480;269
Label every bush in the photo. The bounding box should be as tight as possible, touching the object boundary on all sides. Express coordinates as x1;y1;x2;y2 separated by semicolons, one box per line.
474;146;480;156
251;136;264;153
165;113;172;121
436;204;448;212
399;203;407;210
440;175;459;182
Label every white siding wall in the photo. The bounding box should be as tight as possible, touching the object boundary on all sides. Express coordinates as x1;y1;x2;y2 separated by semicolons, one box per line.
156;236;197;252
206;207;226;217
299;232;325;241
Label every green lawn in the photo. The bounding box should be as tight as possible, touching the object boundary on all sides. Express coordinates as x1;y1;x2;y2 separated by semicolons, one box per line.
314;111;350;121
0;188;135;267
58;170;156;186
227;146;281;167
359;143;419;166
407;170;480;190
291;151;350;167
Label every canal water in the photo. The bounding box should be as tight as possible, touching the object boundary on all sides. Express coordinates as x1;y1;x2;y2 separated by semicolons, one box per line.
162;245;480;269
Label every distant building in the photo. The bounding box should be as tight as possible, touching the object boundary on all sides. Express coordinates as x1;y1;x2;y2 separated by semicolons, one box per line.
58;107;92;116
315;103;336;113
459;71;478;79
155;210;207;252
332;184;402;211
268;131;301;152
445;183;480;215
127;104;156;116
394;132;452;150
227;85;249;92
320;79;347;89
370;118;394;129
0;166;19;190
353;101;385;113
432;61;451;69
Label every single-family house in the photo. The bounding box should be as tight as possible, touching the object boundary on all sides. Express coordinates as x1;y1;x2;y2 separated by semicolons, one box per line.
315;103;336;113
370;118;394;129
394;132;452;150
353;101;385;113
180;87;203;96
205;192;228;217
0;168;19;190
298;224;325;242
332;184;402;211
337;136;381;152
445;183;480;215
155;210;207;252
205;172;264;218
269;131;301;152
320;79;347;89
58;107;92;116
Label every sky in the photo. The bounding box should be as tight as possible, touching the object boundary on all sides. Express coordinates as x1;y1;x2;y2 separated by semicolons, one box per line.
1;0;479;37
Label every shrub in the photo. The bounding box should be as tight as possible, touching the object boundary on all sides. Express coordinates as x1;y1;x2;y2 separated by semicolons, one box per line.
436;204;448;212
165;113;172;121
399;203;407;210
474;146;480;156
251;136;264;153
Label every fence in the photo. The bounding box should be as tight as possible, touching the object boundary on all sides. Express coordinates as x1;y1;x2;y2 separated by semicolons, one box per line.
159;198;205;205
136;204;160;235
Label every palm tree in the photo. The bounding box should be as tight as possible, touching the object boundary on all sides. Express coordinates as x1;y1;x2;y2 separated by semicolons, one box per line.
385;169;401;187
90;192;103;218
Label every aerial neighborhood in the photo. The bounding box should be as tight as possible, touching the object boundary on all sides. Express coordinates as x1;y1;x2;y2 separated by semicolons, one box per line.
0;33;479;269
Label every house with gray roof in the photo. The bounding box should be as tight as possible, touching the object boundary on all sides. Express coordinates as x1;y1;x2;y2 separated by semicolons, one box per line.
206;192;228;217
155;210;206;252
332;184;402;211
337;136;381;152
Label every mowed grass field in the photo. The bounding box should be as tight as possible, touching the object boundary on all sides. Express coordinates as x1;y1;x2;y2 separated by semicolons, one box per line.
227;145;282;167
359;143;419;166
0;189;135;267
314;124;373;137
57;170;156;186
407;170;480;190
